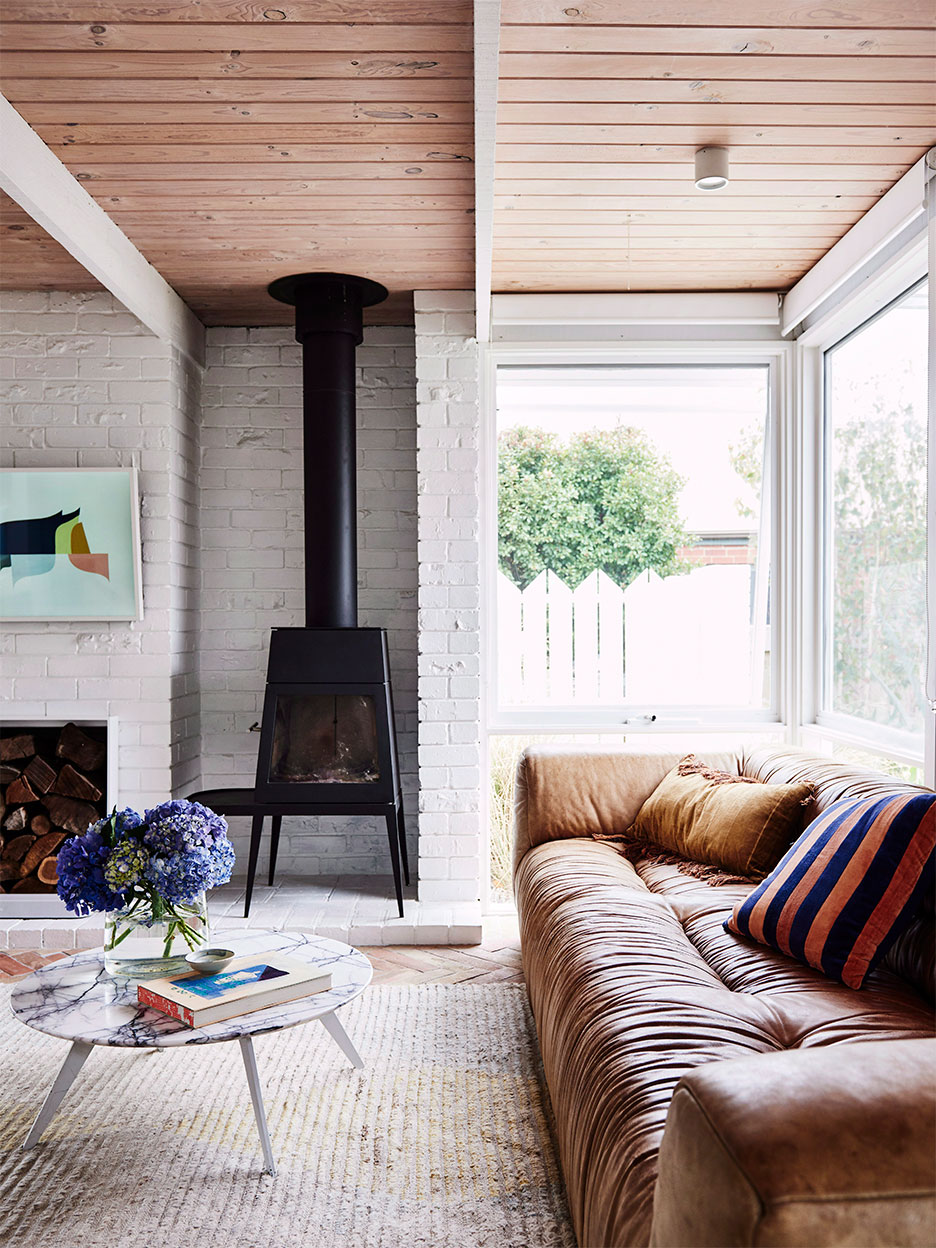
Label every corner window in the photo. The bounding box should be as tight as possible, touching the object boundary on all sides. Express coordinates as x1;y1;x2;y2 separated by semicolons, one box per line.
492;364;775;725
821;281;928;757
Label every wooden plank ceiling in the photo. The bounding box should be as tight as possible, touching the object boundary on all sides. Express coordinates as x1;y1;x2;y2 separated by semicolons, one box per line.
0;1;474;325
0;189;104;290
0;1;933;315
493;0;936;292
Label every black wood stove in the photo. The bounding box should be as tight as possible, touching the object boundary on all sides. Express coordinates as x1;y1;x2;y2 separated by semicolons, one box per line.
190;272;409;917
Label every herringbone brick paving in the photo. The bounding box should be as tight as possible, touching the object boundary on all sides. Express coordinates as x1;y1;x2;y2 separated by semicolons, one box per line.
0;916;524;986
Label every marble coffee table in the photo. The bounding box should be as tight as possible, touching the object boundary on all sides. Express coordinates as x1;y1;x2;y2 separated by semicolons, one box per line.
10;928;372;1176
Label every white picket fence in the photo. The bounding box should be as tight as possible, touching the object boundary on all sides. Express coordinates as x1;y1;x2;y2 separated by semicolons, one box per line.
497;564;764;707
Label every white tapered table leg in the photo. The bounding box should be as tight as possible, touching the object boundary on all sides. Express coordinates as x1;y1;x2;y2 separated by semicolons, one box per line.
320;1010;364;1069
23;1039;94;1150
238;1034;277;1176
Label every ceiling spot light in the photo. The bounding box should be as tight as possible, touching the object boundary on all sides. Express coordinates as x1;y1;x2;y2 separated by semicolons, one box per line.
694;146;729;191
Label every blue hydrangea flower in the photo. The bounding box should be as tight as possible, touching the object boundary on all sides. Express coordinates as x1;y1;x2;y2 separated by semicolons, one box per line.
56;827;128;916
56;800;234;914
112;807;144;837
206;836;236;888
104;839;150;891
143;800;229;854
143;850;198;904
139;800;234;903
87;807;144;846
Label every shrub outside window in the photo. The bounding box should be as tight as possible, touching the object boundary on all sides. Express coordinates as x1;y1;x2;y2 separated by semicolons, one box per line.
821;281;928;760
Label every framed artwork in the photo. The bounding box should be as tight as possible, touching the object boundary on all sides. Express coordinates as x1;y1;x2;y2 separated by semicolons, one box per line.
0;467;143;621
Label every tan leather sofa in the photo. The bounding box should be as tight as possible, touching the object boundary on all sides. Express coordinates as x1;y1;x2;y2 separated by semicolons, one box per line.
513;745;936;1248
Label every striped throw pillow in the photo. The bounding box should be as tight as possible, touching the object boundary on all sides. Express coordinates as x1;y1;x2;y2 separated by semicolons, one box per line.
725;792;936;989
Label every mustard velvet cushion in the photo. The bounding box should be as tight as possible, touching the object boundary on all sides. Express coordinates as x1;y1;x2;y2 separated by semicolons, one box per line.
626;756;813;879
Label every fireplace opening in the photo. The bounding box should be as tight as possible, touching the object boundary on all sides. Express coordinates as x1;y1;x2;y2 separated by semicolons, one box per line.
269;693;380;785
1;721;109;897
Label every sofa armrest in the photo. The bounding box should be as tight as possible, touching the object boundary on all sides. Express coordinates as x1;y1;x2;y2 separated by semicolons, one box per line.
511;746;739;874
650;1038;936;1248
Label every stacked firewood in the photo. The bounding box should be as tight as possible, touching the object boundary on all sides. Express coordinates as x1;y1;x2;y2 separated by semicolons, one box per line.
0;723;107;894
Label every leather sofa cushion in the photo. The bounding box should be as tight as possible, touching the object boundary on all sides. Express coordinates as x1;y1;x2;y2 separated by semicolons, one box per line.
740;744;929;819
512;747;740;873
885;910;936;1003
627;758;812;878
516;836;935;1248
650;1038;936;1248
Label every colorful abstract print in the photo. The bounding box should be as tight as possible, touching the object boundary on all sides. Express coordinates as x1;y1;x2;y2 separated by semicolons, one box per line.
725;792;936;989
0;508;109;586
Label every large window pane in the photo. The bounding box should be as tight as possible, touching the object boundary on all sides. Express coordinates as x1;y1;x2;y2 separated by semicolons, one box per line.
824;283;927;743
495;365;772;712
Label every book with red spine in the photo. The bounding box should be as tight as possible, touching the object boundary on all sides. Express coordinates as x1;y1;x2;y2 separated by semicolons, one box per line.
136;953;332;1028
138;986;193;1026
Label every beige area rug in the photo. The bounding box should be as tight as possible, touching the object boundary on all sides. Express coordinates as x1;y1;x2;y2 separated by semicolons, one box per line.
0;985;575;1248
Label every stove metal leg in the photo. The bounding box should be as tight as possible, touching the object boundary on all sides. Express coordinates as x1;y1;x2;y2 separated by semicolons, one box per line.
244;813;264;918
396;798;410;886
320;1010;364;1069
385;810;404;917
238;1035;277;1176
268;815;282;887
23;1039;94;1150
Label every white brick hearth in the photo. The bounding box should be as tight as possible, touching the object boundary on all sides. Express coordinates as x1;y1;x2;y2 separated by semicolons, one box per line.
0;877;481;950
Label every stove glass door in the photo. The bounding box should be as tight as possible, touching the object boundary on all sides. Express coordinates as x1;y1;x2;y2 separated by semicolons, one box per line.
268;693;380;784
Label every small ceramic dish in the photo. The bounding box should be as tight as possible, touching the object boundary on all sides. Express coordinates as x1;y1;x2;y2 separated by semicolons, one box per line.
185;948;236;976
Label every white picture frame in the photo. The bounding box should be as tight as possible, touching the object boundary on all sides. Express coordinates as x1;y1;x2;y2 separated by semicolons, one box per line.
0;466;144;621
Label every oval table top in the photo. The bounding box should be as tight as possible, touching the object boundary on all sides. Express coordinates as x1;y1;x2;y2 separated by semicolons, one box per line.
10;928;372;1049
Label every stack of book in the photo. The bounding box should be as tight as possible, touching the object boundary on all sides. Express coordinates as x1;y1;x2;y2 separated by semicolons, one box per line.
137;954;332;1028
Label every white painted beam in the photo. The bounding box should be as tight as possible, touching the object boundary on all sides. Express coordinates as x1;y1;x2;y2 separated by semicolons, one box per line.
473;0;501;343
492;290;780;327
0;95;205;368
781;157;927;338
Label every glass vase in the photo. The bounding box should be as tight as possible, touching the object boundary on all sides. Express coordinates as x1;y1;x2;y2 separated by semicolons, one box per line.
103;892;210;978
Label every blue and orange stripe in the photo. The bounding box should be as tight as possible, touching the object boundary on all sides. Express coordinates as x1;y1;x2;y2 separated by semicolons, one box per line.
726;794;936;989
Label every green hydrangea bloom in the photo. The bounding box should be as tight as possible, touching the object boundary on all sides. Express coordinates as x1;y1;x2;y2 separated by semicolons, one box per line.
104;840;150;891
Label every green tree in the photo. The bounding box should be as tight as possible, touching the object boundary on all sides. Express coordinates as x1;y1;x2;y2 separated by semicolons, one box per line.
498;424;690;590
728;416;765;521
831;404;926;733
728;405;926;734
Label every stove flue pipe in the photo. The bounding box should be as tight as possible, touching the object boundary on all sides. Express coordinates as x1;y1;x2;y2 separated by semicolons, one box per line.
267;272;388;629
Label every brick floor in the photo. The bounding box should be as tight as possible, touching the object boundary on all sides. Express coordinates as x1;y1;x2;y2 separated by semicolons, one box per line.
0;917;524;986
0;951;70;981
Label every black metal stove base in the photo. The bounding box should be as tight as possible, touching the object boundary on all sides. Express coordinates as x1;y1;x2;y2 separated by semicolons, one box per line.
187;787;409;919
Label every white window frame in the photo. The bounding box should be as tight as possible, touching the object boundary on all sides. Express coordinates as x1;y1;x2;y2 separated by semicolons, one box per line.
480;340;794;739
794;244;929;773
477;160;933;913
479;338;794;913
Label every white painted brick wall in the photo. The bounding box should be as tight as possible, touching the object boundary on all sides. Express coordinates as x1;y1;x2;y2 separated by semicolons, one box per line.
0;290;202;810
197;325;418;878
167;348;202;794
414;292;482;904
2;293;482;907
